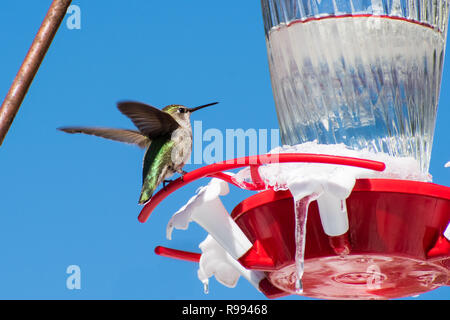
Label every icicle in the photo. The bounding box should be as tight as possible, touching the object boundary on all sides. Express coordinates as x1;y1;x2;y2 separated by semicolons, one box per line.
293;193;321;294
198;264;211;295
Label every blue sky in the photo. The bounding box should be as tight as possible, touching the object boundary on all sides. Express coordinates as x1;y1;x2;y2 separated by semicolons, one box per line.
0;1;449;300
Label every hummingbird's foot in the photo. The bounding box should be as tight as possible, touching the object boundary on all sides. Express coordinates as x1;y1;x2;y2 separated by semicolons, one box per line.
175;169;188;181
163;179;174;188
180;170;188;181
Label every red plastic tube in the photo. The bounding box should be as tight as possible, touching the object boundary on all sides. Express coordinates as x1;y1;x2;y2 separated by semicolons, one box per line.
138;153;386;223
154;246;201;263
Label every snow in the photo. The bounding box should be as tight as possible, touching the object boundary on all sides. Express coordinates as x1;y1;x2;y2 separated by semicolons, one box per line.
197;235;265;293
444;223;450;241
233;142;431;190
197;235;241;291
166;178;262;292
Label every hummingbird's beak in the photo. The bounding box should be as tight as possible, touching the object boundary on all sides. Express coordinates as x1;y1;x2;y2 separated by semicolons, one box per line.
188;102;218;113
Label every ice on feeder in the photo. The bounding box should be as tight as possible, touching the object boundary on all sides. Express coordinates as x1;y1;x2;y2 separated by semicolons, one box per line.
232;142;434;290
233;143;430;248
167;177;252;260
167;179;266;294
444;223;450;241
197;235;265;294
197;235;240;293
234;142;431;186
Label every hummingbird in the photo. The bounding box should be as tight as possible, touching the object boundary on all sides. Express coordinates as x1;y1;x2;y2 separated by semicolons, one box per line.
58;101;218;204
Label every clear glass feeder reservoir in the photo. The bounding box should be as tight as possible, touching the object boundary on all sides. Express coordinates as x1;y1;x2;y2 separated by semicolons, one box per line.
262;0;450;173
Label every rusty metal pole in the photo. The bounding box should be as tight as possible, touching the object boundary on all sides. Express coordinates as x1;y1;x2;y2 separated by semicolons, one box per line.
0;0;72;146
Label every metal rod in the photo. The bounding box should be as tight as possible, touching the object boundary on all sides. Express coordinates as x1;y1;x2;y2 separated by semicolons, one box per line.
0;0;72;146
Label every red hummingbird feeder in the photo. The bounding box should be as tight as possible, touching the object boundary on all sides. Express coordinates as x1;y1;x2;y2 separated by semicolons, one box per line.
139;0;450;300
139;153;450;299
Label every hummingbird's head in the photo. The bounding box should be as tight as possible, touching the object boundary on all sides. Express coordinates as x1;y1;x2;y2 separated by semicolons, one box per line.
163;102;218;126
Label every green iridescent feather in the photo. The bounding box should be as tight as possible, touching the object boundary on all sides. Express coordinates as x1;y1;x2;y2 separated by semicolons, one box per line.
139;136;174;204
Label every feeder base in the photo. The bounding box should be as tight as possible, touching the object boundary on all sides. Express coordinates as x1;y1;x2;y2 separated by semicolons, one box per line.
267;254;449;300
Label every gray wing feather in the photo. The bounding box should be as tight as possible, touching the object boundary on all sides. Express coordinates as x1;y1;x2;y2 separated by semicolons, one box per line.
58;127;150;149
117;101;180;139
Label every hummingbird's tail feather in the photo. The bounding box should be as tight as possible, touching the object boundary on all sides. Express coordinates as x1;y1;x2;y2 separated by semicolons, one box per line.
58;127;151;149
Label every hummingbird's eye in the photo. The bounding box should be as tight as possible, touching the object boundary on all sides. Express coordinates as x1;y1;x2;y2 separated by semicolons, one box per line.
178;107;186;113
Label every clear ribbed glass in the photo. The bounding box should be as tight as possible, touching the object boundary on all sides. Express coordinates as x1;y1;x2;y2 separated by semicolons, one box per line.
261;0;449;173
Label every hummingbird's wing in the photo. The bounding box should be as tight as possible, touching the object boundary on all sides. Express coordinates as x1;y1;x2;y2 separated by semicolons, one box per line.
117;101;180;139
58;127;150;149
